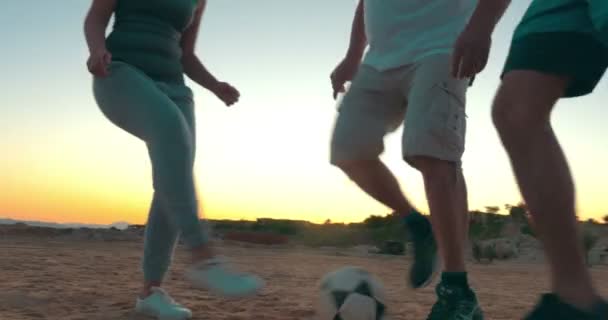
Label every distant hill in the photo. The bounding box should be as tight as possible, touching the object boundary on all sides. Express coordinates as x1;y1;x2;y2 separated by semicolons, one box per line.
0;218;131;230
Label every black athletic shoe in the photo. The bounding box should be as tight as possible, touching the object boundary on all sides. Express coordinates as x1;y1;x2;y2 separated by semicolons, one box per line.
404;211;439;288
525;294;608;320
426;282;484;320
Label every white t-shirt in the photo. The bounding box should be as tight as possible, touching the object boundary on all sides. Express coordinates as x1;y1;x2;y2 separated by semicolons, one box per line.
362;0;477;71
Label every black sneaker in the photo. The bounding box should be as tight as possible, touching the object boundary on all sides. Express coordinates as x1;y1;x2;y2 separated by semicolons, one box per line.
404;211;439;288
426;282;484;320
525;294;608;320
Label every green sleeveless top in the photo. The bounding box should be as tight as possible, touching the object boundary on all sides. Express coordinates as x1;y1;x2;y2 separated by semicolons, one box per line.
106;0;199;83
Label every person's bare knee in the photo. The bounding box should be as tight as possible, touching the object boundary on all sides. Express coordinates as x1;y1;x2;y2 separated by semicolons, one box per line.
493;71;568;143
332;158;378;179
408;156;455;183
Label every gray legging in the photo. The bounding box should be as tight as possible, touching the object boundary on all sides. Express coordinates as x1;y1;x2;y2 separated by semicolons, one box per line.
93;61;208;282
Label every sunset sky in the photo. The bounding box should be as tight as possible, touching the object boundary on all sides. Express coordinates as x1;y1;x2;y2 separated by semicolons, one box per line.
1;1;607;225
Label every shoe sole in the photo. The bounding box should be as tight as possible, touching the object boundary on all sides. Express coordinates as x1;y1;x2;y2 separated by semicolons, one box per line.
159;315;192;320
186;273;265;299
411;254;441;289
135;309;192;320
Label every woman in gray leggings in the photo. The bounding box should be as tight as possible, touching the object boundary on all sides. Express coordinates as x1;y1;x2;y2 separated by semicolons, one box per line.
84;0;262;319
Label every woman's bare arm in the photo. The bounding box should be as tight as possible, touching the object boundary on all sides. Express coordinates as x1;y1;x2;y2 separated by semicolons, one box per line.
180;1;221;91
84;0;116;54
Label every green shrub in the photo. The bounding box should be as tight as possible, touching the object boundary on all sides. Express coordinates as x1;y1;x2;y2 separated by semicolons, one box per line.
293;224;370;247
521;224;536;237
251;219;302;235
469;213;506;240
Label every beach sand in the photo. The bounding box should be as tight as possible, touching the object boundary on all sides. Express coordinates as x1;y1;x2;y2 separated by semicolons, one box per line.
1;238;607;320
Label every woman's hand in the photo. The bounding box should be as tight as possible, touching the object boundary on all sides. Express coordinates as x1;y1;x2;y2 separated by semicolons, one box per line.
211;81;240;107
84;0;116;77
87;48;112;77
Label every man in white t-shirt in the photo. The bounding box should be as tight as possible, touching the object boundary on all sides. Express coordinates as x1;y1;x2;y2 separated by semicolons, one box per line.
329;1;486;318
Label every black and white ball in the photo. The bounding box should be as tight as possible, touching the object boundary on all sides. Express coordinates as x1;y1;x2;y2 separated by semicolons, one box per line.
317;266;388;320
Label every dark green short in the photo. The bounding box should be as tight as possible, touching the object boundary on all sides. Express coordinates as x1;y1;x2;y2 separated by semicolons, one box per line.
502;32;608;97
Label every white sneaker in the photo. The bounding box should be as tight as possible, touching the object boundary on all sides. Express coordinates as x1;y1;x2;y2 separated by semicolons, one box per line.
186;257;264;298
135;287;192;320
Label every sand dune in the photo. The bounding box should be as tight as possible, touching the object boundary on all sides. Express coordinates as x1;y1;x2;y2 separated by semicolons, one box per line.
1;236;607;320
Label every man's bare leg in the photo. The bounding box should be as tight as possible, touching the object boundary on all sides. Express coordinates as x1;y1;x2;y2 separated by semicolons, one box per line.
333;158;438;288
334;159;414;214
407;156;483;320
457;168;470;244
410;157;468;272
493;70;599;311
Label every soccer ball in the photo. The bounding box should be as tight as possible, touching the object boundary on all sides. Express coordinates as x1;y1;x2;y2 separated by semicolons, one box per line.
317;266;388;320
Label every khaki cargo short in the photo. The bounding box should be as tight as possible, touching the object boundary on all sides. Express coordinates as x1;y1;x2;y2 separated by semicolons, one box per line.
330;54;469;166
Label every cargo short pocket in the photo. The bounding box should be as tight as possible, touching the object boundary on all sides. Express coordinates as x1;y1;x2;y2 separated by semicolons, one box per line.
435;81;467;154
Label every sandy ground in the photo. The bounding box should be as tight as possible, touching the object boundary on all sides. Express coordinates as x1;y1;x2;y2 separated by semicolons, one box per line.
1;238;607;320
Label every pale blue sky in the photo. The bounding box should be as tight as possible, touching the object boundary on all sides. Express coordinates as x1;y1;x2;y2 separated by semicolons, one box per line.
1;1;607;224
